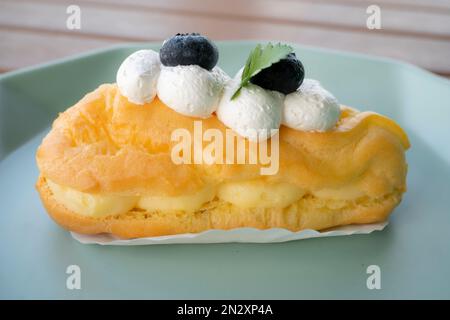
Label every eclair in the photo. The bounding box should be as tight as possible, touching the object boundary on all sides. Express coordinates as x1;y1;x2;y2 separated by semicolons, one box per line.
36;34;409;239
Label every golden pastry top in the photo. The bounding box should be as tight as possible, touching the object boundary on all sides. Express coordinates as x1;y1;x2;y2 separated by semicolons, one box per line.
36;84;409;197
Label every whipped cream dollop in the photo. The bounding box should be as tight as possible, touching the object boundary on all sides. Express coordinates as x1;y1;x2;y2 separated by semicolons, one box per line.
216;79;283;142
282;79;341;131
116;50;161;105
157;65;230;118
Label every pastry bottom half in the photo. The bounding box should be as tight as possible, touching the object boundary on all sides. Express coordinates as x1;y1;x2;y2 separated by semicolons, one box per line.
36;176;402;239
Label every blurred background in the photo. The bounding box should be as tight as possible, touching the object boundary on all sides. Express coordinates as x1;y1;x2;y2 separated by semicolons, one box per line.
0;0;449;78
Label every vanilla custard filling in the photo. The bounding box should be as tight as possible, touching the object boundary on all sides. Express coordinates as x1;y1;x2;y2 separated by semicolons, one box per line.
218;180;304;209
46;178;367;217
47;180;138;217
138;187;216;213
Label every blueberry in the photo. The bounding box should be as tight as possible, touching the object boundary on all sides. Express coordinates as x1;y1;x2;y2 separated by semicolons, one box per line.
250;53;304;94
159;33;219;71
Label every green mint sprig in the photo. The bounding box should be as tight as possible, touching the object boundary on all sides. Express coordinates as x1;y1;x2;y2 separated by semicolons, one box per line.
231;43;294;100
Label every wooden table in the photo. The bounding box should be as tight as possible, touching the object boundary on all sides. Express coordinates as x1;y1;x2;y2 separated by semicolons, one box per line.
1;0;449;77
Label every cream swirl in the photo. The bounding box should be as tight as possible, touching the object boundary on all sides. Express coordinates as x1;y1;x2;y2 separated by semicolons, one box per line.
157;65;229;118
116;50;161;105
216;78;283;142
282;79;341;131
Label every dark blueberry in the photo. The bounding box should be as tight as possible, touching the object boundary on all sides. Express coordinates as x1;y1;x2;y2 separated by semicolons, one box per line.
159;33;219;71
250;53;304;94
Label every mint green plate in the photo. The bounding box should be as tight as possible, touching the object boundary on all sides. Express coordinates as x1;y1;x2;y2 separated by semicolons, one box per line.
1;41;450;299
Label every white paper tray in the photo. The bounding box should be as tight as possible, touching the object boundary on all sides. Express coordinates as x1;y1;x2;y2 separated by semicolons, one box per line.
71;222;387;245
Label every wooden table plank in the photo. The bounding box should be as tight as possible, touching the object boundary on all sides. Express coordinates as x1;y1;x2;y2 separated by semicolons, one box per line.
1;0;449;76
1;0;449;74
312;0;450;11
0;28;118;72
34;0;450;38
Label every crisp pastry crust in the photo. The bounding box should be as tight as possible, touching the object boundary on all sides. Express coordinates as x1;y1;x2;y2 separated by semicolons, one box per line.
36;84;410;238
37;84;409;196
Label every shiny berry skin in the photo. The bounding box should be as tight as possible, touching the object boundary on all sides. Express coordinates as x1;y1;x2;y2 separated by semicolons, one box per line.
250;53;304;94
159;33;219;71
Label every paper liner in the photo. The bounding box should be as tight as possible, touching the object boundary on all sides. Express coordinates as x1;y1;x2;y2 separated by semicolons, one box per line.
71;221;387;245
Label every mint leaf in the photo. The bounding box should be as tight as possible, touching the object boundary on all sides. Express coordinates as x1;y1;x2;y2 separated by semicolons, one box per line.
231;43;294;100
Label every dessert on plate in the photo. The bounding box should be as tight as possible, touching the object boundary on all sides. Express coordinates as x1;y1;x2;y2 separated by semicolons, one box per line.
36;33;409;239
